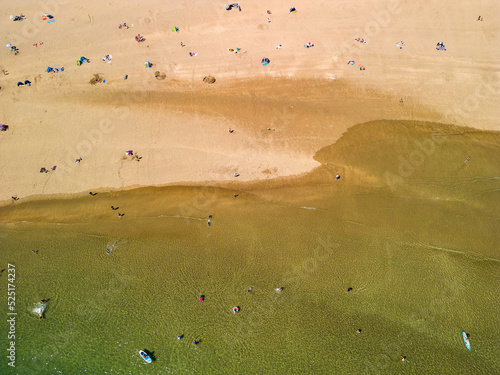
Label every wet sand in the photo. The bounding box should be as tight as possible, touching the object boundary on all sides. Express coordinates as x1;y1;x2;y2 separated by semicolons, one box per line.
2;119;499;258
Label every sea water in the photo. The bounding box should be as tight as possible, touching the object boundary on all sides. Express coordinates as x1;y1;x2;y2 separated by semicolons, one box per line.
0;121;498;374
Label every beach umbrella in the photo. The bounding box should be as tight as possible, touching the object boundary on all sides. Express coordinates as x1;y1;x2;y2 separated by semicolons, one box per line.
9;15;14;20
6;43;11;47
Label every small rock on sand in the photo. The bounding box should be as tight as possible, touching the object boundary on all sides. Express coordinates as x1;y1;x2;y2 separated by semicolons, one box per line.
154;71;166;80
203;75;216;84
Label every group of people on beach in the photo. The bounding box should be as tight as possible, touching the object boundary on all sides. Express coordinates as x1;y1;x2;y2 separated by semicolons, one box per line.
436;42;446;51
11;14;25;22
9;45;20;55
39;166;56;173
17;80;31;86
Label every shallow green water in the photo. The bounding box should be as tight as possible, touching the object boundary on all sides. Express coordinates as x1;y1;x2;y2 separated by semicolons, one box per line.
1;121;499;374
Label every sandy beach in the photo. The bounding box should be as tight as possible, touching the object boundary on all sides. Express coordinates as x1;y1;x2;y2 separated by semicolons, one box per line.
1;0;499;203
1;2;500;373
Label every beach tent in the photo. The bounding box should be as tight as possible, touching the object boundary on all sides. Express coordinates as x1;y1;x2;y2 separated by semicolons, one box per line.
290;7;297;13
261;58;270;66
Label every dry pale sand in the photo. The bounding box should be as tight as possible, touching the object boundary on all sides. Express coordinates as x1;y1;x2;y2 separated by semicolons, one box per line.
0;0;499;203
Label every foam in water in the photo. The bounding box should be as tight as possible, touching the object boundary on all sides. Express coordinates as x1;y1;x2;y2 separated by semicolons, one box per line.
31;302;46;318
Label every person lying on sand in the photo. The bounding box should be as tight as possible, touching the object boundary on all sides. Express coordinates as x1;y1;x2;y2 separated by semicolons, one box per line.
12;14;25;22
